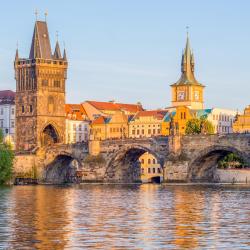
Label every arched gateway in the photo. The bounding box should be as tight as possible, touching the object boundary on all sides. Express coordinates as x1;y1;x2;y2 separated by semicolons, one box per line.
41;124;60;146
104;144;165;183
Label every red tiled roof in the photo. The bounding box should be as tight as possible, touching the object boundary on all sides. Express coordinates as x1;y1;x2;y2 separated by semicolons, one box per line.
86;101;143;113
91;116;106;125
0;90;15;98
0;90;15;104
65;104;88;121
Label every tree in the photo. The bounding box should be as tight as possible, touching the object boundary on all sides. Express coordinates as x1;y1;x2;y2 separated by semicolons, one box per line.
218;153;246;169
185;116;214;135
0;129;14;185
185;118;201;135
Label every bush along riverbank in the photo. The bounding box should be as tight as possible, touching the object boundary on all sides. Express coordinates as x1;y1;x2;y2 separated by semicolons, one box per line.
0;130;14;185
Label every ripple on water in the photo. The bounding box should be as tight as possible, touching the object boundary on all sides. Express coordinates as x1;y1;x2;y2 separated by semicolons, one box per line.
0;184;249;249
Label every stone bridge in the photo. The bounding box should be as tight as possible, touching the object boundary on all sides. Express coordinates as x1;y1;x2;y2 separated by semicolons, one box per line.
14;134;250;183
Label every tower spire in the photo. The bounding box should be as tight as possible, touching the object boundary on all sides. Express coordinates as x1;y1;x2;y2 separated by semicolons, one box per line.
29;19;52;59
15;42;19;61
53;31;62;59
174;28;201;85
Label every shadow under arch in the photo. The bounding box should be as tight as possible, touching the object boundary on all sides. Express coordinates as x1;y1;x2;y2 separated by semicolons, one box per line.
44;153;82;184
41;122;61;147
104;144;164;183
188;145;249;182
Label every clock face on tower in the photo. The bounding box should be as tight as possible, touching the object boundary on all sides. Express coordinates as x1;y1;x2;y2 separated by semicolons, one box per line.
177;91;185;101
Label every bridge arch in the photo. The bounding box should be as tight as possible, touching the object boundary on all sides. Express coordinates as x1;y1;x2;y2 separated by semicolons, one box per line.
44;151;82;184
188;145;249;182
104;144;165;183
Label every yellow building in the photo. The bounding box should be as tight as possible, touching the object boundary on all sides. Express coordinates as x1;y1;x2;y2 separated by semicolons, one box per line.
90;111;129;140
129;110;167;138
139;152;163;183
171;33;205;110
233;105;250;133
162;106;193;136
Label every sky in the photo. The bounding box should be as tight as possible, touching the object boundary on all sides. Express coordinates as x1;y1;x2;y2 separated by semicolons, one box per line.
0;0;249;110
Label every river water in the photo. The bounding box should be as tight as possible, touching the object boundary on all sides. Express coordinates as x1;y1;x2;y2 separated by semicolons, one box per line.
0;184;249;249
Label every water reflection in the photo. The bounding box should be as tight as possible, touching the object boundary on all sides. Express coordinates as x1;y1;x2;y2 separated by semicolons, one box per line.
0;184;249;249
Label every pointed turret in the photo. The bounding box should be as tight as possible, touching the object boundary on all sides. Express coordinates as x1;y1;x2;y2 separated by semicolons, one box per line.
29;21;52;59
173;32;202;86
63;48;67;61
53;41;62;59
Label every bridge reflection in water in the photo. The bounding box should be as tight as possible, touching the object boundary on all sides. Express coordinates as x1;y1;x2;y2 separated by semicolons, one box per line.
1;185;250;249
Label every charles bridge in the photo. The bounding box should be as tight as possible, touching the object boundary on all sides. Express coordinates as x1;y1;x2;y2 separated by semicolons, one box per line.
14;134;250;184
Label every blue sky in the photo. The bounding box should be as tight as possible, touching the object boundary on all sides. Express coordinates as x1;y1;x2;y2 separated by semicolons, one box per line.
0;0;249;110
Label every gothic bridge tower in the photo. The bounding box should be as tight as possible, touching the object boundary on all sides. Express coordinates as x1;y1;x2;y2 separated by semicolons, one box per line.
15;20;68;151
171;33;205;110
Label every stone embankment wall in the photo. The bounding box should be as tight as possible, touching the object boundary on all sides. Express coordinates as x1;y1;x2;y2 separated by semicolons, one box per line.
14;154;45;179
216;169;250;183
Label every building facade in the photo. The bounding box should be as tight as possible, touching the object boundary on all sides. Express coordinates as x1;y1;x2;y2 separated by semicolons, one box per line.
0;90;15;147
15;20;68;151
139;152;163;183
90;111;129;140
233;105;250;133
65;104;90;143
171;34;205;110
129;110;167;138
205;108;237;134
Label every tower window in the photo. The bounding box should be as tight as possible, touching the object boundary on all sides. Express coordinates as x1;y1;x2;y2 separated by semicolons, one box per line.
54;80;60;88
29;105;33;113
21;106;25;113
42;79;48;86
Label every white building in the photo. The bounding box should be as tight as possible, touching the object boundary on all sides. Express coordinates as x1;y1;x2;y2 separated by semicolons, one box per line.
0;90;15;147
198;108;237;134
65;104;90;143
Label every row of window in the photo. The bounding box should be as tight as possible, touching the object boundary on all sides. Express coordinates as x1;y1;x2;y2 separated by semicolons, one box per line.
110;127;125;133
213;114;233;122
0;120;15;128
42;79;61;88
141;167;162;174
141;158;158;164
180;112;186;120
132;124;160;128
70;124;88;131
0;108;15;115
21;105;33;114
132;129;161;135
67;133;88;143
217;125;231;133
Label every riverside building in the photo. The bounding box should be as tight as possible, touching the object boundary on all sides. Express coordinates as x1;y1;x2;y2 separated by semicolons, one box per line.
0;90;15;147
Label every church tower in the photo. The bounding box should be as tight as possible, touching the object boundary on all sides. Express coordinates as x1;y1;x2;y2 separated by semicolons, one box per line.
15;20;68;151
171;33;205;109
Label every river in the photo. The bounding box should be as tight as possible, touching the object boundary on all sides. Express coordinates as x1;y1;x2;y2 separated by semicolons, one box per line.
0;184;249;249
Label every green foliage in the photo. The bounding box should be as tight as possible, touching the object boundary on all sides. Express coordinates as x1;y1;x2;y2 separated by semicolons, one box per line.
218;153;246;169
0;129;3;144
0;141;14;185
185;118;201;135
185;117;214;135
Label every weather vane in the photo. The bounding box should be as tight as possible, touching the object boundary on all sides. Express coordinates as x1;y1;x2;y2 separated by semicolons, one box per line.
56;31;59;41
186;26;189;37
35;9;38;20
45;11;48;22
